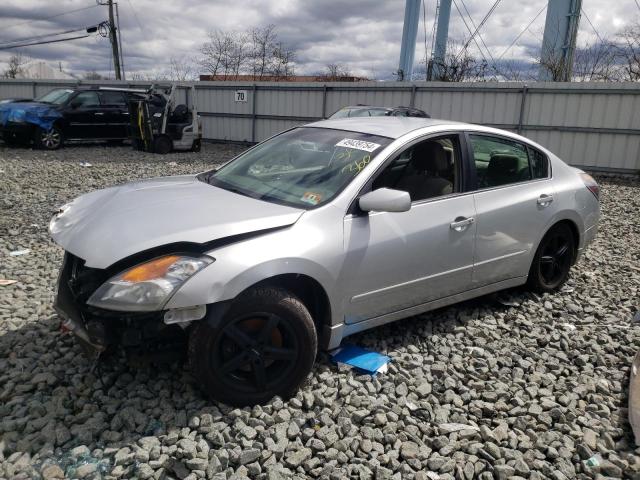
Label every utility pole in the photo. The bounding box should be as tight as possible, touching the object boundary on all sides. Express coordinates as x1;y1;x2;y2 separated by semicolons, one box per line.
107;0;122;80
431;0;452;81
539;0;582;81
397;0;421;81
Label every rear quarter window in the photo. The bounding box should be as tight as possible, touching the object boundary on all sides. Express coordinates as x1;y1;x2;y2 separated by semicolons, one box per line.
527;146;550;179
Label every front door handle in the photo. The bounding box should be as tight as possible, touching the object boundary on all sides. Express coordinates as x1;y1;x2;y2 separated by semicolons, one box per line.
94;112;105;116
450;216;475;232
537;194;554;206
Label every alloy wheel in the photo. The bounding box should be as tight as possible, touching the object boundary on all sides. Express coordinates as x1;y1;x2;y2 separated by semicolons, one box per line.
41;129;61;149
539;233;572;286
211;313;298;393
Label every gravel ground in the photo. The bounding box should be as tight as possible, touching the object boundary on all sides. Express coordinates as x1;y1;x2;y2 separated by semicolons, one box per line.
0;143;639;480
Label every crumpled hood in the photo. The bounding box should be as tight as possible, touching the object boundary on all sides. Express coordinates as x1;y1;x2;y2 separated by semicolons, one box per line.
50;175;304;268
0;101;62;129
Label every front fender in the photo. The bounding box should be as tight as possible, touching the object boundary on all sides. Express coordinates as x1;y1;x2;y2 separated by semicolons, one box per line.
166;256;336;312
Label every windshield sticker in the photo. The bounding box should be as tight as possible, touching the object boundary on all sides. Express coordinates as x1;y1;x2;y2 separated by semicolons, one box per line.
335;138;381;152
341;154;371;175
301;192;322;205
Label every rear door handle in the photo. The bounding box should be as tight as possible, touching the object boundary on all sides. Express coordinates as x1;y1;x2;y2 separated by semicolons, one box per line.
94;112;105;116
537;194;554;206
450;216;475;232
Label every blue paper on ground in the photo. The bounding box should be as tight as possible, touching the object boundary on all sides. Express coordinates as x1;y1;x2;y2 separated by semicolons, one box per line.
330;345;391;375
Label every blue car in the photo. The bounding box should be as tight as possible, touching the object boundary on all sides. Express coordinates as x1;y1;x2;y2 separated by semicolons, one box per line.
0;87;139;149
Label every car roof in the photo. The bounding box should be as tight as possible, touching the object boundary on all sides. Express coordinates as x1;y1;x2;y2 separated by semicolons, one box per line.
306;117;465;139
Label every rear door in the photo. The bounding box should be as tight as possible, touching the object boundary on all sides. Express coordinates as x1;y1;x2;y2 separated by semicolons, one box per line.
467;133;556;287
63;91;102;139
98;91;129;138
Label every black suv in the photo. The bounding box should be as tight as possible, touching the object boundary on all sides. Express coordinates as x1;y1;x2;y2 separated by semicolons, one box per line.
0;87;142;150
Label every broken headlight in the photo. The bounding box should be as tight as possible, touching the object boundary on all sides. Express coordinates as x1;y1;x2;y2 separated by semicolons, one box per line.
87;255;213;312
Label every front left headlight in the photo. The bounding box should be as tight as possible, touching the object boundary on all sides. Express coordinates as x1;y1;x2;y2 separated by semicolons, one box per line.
87;254;213;311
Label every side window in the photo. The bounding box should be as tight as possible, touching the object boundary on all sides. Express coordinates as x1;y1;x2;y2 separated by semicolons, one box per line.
469;134;531;188
99;91;126;106
372;135;459;202
72;91;100;107
527;146;549;179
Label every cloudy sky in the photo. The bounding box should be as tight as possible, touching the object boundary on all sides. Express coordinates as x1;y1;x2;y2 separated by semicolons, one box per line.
0;0;638;80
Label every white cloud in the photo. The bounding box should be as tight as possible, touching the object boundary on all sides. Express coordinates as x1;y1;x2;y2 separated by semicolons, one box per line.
0;0;638;80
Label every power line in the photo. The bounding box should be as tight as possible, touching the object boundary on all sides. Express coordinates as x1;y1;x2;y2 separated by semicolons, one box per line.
0;26;95;47
459;0;501;60
497;4;547;61
0;34;91;50
452;0;493;69
581;8;604;44
635;0;640;13
125;0;145;33
1;4;99;33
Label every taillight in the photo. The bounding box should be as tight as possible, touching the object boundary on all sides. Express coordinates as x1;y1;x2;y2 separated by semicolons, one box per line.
580;173;600;200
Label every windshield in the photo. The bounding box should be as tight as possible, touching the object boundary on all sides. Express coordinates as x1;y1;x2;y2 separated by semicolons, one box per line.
203;127;392;209
35;89;75;105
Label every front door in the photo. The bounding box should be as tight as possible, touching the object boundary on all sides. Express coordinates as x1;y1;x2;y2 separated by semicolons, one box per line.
468;133;557;286
342;134;476;323
63;91;103;139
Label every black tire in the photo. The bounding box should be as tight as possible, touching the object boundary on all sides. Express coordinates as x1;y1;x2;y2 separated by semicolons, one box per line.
152;135;172;154
191;139;201;152
34;126;63;150
189;287;317;406
527;223;575;293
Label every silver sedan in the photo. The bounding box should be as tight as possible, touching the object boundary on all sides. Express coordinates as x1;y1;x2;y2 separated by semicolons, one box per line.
50;117;600;405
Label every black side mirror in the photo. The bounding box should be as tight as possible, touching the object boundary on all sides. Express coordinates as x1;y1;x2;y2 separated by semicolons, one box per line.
69;100;82;109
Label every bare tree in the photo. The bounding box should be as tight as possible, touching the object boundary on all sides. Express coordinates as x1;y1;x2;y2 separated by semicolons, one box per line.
249;24;277;79
3;53;27;79
428;41;489;82
200;30;233;77
167;56;195;81
269;42;295;79
199;25;296;80
84;70;105;80
572;40;619;81
616;23;640;81
321;63;351;80
200;30;250;79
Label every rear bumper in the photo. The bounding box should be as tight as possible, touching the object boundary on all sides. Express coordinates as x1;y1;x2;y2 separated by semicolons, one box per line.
576;223;598;261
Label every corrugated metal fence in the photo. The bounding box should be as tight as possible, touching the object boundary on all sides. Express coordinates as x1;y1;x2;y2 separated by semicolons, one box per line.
1;79;639;173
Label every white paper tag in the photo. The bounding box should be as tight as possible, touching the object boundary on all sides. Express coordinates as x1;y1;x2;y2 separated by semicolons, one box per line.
335;138;381;152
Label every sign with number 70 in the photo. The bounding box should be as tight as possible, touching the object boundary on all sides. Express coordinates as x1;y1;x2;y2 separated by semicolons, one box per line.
235;90;248;102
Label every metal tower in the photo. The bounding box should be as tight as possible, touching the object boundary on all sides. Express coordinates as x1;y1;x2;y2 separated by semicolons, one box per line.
539;0;582;81
431;0;452;81
398;0;421;81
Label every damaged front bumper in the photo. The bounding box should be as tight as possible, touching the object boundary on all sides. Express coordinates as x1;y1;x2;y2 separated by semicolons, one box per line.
55;252;189;360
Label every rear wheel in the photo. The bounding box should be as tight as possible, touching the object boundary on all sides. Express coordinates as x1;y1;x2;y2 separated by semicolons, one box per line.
527;223;575;293
189;287;317;406
34;126;63;150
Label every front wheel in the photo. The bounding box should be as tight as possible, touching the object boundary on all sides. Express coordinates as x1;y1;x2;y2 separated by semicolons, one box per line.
34;126;63;150
189;287;317;406
527;223;575;293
